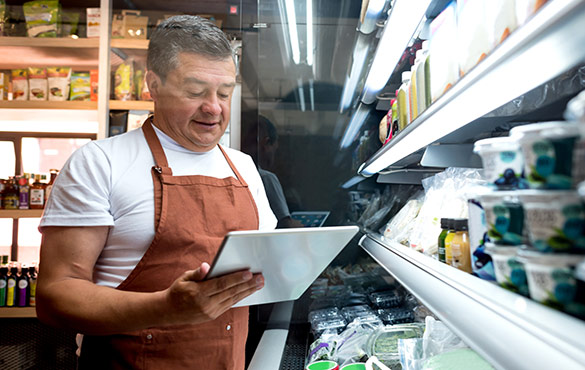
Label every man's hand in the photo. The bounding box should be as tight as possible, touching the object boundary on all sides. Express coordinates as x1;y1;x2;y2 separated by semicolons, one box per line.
164;263;264;325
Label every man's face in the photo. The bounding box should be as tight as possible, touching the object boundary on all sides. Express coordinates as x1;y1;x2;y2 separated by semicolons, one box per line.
148;52;236;152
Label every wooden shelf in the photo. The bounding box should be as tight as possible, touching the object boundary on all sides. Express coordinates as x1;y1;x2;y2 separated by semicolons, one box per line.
111;39;149;50
109;100;154;111
0;37;99;48
0;307;37;318
0;209;44;218
0;100;97;110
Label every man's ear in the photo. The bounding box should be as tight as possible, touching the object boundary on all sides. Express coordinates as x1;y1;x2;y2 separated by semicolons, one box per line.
146;70;161;101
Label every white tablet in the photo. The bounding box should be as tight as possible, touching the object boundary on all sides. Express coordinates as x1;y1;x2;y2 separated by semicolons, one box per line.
207;226;359;307
290;211;330;227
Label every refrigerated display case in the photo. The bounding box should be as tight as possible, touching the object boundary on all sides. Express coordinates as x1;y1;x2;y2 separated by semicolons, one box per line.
244;0;585;369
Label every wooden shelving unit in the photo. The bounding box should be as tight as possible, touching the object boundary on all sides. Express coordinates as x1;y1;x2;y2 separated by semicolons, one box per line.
0;210;44;218
0;307;37;318
111;38;149;50
0;37;99;48
0;101;97;110
109;100;154;111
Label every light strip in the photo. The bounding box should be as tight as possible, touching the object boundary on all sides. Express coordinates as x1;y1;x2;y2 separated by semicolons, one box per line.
284;0;301;64
360;0;386;34
339;33;371;113
306;0;314;66
309;79;315;111
297;78;306;112
361;0;430;104
360;0;585;175
340;103;370;148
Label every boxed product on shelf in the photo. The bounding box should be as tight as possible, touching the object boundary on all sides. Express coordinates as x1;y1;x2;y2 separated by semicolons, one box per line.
122;10;148;39
23;0;59;37
114;60;134;101
69;71;90;101
28;67;47;101
11;69;28;101
90;69;98;101
0;71;9;100
47;66;71;101
111;13;124;38
86;7;100;38
60;10;80;37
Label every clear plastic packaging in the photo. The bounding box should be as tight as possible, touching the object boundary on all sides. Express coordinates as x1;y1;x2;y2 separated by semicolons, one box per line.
377;308;415;325
368;290;403;309
366;324;425;369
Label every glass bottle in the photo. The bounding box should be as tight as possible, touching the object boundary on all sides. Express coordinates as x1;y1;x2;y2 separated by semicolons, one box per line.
2;178;19;209
451;219;472;273
444;220;457;266
438;218;450;263
0;266;8;307
45;168;59;203
18;176;30;209
16;266;29;307
6;266;18;307
28;264;37;307
30;174;45;209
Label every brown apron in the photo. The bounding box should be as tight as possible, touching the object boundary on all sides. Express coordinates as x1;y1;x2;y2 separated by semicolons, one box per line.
78;118;260;370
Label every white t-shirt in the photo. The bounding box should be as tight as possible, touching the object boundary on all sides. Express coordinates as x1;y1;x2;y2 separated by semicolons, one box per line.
258;168;290;221
40;125;277;288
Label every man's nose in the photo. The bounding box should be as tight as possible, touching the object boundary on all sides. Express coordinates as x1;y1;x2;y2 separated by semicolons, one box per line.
201;94;222;116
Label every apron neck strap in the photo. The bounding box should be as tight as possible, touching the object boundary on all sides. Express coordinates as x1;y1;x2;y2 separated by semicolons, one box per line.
218;145;248;186
142;117;172;175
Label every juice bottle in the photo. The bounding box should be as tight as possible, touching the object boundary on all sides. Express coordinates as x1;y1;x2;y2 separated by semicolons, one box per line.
444;220;457;265
3;178;19;209
0;266;7;306
45;168;59;203
18;176;30;209
438;218;450;263
30;174;45;209
16;266;29;307
416;41;429;115
397;71;411;130
6;266;17;307
451;219;472;273
410;51;422;121
29;265;38;306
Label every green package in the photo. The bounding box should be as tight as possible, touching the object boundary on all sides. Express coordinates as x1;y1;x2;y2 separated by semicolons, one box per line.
23;0;59;37
60;10;79;36
69;72;90;101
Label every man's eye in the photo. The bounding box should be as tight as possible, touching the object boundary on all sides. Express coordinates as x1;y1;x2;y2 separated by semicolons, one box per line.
188;92;203;97
218;93;230;99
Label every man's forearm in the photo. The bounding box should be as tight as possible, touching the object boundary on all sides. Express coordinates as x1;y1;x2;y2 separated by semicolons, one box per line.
37;278;169;335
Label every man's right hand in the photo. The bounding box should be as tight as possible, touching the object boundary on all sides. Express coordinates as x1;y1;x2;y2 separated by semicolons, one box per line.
164;263;264;325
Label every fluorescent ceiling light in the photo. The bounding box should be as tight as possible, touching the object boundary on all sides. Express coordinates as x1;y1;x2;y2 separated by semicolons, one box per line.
297;78;306;112
360;0;386;34
307;0;314;66
340;103;370;149
339;33;371;113
361;0;430;104
285;0;301;64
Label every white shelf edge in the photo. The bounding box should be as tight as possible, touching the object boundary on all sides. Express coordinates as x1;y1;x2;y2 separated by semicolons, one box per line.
359;0;585;176
360;234;585;370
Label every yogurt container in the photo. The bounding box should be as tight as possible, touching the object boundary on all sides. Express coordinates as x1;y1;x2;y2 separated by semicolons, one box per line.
467;196;496;281
517;190;585;253
484;243;529;296
477;191;525;246
306;360;339;370
473;136;525;189
517;249;585;318
510;121;585;189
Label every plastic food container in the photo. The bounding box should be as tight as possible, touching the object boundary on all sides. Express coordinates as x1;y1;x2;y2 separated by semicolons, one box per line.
484;243;529;296
467;196;496;281
306;360;339;370
368;290;403;308
510;122;585;189
517;249;585;318
376;308;415;325
473;136;525;189
477;191;525;246
340;363;366;370
366;324;424;369
517;190;585;253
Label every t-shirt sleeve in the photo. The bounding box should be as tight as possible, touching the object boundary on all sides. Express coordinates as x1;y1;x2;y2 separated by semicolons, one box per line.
259;170;290;221
239;157;277;231
40;142;115;229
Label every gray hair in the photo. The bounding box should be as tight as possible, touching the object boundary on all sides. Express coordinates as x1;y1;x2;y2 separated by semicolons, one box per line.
147;15;234;83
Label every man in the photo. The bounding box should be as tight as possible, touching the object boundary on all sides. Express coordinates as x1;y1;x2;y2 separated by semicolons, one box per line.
36;15;277;369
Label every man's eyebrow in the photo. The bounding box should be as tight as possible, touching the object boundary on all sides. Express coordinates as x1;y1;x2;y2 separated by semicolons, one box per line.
184;77;236;88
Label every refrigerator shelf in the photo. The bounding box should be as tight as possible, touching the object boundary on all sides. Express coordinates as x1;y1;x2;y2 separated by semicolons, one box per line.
360;233;585;370
359;0;585;176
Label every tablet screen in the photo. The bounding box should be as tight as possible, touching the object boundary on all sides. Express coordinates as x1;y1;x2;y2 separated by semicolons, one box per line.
290;211;330;227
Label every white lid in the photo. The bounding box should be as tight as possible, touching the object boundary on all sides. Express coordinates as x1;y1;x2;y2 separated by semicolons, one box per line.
575;260;585;280
516;248;585;267
473;136;519;153
476;190;519;203
515;189;580;203
509;121;581;140
401;71;411;82
422;40;429;50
